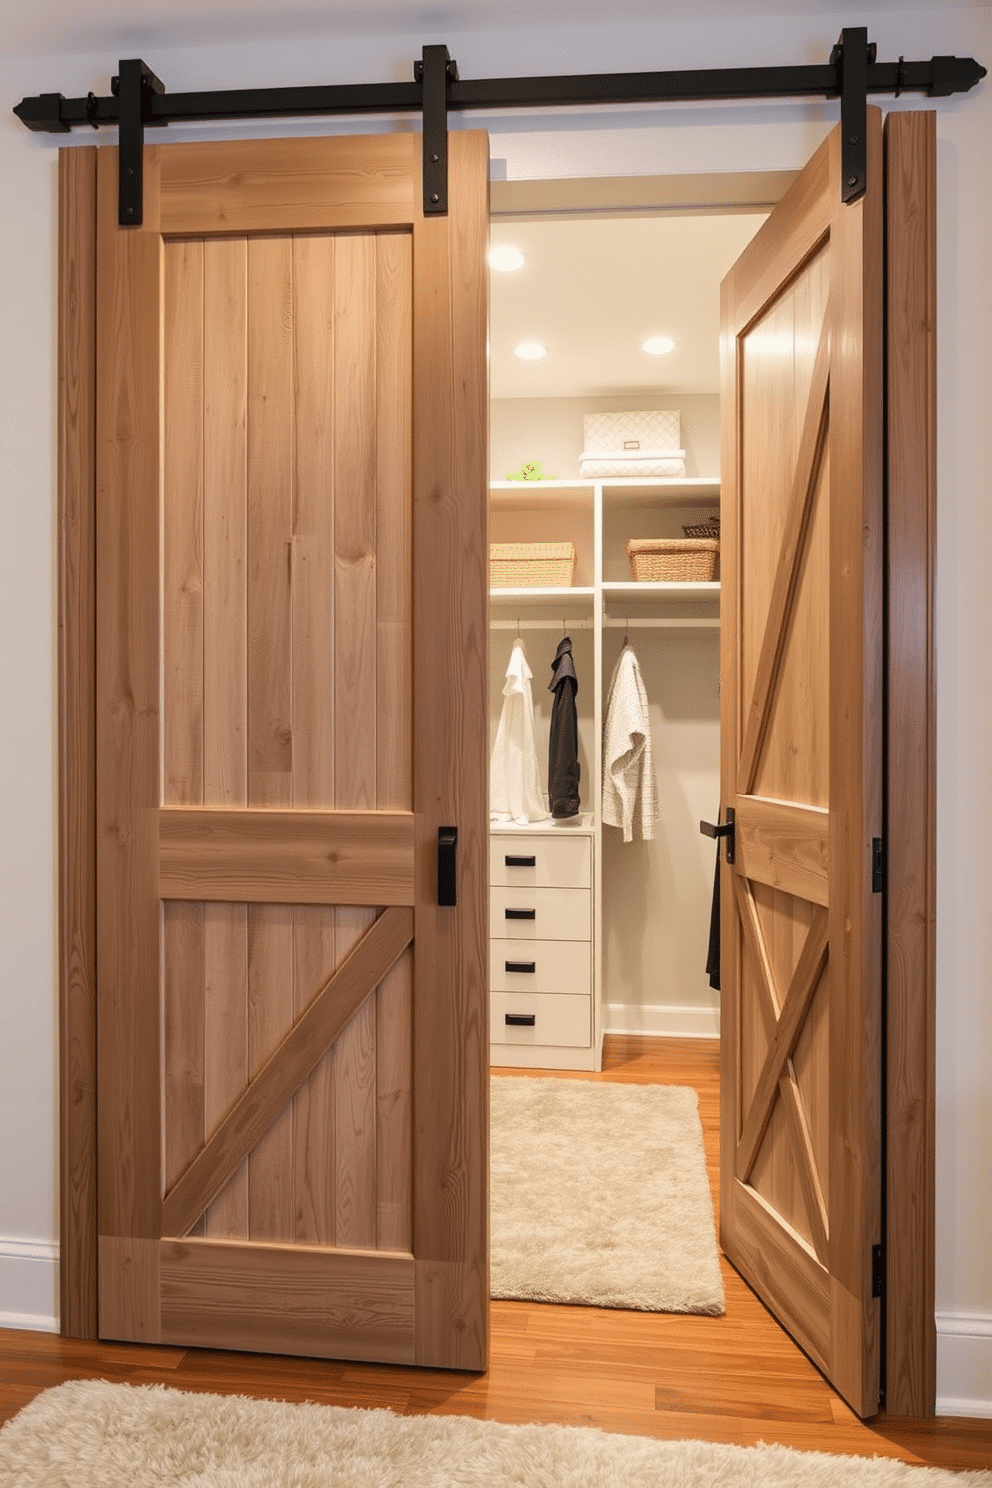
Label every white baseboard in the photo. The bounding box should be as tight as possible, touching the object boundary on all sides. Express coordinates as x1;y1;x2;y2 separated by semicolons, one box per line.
603;1002;720;1040
0;1236;59;1333
936;1311;992;1418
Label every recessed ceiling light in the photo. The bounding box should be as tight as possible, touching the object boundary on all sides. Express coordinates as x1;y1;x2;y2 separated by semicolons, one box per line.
643;336;676;355
489;246;525;272
514;342;547;361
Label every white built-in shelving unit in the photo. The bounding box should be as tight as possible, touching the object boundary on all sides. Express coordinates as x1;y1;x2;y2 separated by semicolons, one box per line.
488;477;720;1071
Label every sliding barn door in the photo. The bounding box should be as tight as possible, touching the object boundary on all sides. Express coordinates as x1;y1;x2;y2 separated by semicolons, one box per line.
719;112;883;1415
94;132;490;1368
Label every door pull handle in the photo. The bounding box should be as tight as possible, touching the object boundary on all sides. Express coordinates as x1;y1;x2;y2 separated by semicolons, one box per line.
700;807;736;864
505;907;536;921
505;854;536;867
505;960;536;974
437;825;457;906
505;1013;536;1027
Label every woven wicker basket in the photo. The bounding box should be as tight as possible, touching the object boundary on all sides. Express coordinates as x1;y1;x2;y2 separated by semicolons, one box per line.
490;541;576;588
627;537;719;582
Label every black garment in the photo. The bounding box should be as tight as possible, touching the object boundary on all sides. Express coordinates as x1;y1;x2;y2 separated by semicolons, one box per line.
548;635;581;819
706;849;721;991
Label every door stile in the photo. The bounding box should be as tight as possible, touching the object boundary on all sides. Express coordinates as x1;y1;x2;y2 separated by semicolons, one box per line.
825;119;884;1411
410;131;490;1370
94;144;164;1339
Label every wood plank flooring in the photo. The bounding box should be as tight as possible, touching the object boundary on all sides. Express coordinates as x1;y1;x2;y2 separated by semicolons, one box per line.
1;1036;989;1470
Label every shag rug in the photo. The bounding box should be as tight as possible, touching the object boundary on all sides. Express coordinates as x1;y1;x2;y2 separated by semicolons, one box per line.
490;1075;725;1313
2;1381;990;1488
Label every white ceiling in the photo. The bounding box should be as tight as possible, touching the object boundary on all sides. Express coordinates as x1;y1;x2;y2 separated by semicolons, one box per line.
489;212;767;401
0;0;977;59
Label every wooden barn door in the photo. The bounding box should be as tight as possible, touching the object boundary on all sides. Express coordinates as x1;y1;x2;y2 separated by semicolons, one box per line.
93;132;490;1369
719;110;884;1416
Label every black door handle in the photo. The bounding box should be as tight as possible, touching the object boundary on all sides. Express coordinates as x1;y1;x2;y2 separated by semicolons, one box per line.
505;854;536;867
437;825;457;906
505;960;536;974
700;807;735;864
505;1013;536;1027
505;907;536;921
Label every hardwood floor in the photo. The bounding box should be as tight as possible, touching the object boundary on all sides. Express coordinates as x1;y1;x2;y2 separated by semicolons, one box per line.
2;1036;988;1470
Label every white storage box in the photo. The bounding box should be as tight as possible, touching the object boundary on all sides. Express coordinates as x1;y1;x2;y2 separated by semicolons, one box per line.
582;409;680;453
579;410;684;477
578;452;686;478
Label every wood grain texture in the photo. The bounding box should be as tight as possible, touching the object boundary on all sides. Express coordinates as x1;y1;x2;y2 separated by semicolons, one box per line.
826;111;884;1420
883;109;937;1419
720;114;884;1419
158;808;415;903
201;235;250;1241
736;317;830;797
158;133;417;235
735;798;829;906
66;127;487;1369
411;131;490;1371
160;1240;415;1363
57;145;99;1341
162;907;414;1239
22;1041;987;1462
98;1238;161;1345
94;147;163;1253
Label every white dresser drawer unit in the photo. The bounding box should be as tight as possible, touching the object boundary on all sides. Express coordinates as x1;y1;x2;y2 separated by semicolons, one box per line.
490;885;591;941
489;834;591;889
490;992;592;1048
489;937;591;996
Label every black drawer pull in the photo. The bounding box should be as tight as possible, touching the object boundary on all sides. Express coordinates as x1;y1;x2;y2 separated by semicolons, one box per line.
505;1013;536;1027
505;960;536;974
505;854;536;867
505;907;536;921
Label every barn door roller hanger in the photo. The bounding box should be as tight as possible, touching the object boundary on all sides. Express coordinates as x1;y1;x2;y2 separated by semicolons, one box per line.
13;28;985;227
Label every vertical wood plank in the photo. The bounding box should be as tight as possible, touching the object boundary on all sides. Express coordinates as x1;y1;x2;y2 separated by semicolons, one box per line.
290;234;339;1244
203;237;249;811
291;907;337;1245
202;235;250;1240
375;231;414;812
332;231;380;1250
376;953;413;1251
827;112;884;1418
58;145;99;1339
884;109;937;1419
374;231;414;1251
247;903;296;1241
246;235;296;1240
95;148;163;1269
412;131;490;1369
162;240;204;807
247;235;294;808
162;901;205;1203
161;241;206;1237
203;903;249;1238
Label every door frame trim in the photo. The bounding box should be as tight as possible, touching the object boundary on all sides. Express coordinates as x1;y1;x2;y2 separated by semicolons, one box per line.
56;128;937;1414
882;109;937;1416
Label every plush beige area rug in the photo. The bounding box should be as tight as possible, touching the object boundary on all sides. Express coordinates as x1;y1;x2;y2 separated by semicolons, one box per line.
490;1075;725;1313
2;1381;990;1488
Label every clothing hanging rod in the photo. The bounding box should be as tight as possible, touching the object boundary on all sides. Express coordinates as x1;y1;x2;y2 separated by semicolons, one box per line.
12;31;985;226
491;619;595;630
603;617;720;630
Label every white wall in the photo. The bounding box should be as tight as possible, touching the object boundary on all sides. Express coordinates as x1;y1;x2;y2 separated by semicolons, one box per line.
1;3;989;1414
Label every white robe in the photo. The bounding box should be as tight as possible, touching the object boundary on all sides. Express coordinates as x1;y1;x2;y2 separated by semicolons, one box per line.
490;639;550;824
602;646;660;842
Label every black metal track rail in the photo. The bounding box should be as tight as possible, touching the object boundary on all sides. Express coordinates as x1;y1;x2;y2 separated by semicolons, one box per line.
13;32;985;225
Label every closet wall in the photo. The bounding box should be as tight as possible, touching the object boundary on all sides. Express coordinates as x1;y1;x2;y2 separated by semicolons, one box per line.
489;392;721;1041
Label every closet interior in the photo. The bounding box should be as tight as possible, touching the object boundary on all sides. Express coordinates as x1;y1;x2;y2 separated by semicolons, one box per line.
487;202;767;1071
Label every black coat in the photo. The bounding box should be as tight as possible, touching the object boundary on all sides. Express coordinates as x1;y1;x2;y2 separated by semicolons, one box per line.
548;636;581;819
